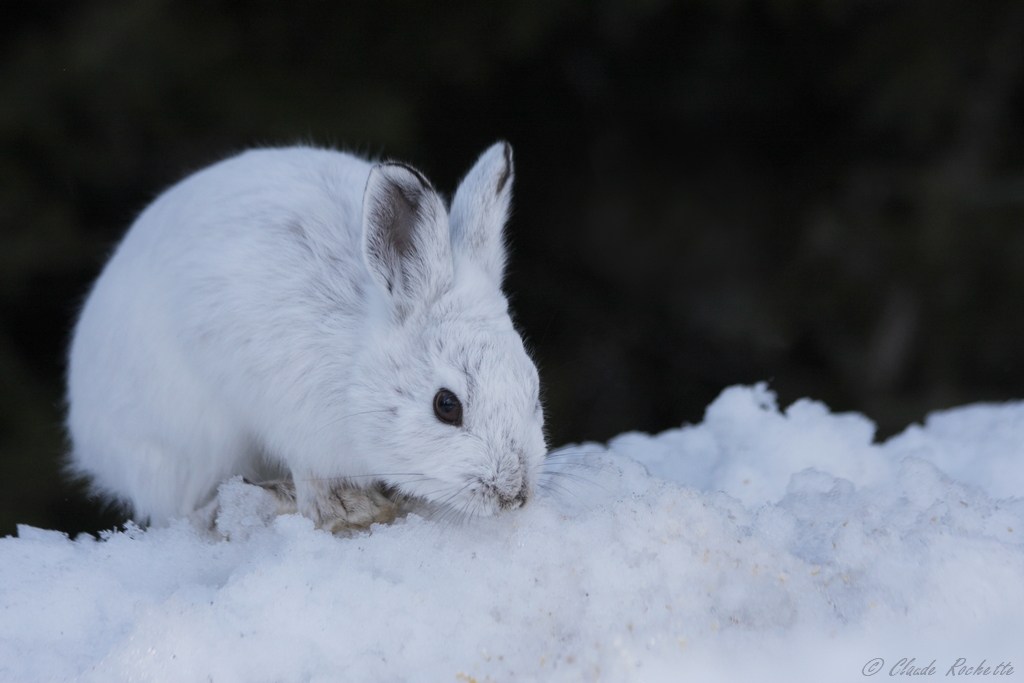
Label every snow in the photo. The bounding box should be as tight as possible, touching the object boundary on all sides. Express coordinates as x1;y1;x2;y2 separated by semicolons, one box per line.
2;383;1023;682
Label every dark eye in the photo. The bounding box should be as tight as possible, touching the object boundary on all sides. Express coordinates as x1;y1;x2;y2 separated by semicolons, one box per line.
433;388;463;426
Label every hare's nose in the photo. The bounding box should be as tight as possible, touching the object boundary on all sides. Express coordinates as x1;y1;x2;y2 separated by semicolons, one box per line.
496;481;529;510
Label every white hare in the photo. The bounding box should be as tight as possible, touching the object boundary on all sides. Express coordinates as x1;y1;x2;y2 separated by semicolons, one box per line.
66;142;547;531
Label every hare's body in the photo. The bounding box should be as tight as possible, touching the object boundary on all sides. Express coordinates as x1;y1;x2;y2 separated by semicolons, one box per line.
67;144;546;527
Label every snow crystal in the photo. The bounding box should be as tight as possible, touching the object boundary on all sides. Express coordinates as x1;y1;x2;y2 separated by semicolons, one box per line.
1;384;1022;682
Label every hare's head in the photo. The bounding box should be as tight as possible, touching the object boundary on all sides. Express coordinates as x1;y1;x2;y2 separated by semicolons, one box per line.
348;143;547;517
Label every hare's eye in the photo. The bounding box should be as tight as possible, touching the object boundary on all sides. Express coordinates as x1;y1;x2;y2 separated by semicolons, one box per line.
433;389;463;427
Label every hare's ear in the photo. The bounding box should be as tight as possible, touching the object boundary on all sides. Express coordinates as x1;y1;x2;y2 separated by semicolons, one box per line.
449;141;513;284
362;162;453;319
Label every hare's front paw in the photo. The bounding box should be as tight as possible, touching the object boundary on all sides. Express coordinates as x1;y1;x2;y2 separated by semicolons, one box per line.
250;478;299;515
297;478;403;534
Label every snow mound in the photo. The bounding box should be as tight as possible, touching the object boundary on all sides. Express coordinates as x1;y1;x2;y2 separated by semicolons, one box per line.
2;384;1023;682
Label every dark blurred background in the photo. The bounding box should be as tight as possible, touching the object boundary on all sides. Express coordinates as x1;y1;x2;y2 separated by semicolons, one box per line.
4;0;1024;537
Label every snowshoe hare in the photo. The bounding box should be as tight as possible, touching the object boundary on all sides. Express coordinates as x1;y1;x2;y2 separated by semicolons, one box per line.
66;142;546;532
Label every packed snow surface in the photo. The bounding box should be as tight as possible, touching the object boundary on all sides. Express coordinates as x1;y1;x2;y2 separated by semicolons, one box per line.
2;384;1023;682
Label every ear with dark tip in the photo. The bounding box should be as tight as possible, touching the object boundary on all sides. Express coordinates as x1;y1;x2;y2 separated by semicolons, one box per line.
448;141;514;284
362;162;453;319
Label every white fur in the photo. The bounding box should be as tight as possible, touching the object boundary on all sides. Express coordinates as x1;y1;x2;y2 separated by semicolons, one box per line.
66;142;546;526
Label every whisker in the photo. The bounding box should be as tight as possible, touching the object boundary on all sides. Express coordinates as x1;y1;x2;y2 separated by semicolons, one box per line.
432;504;459;538
544;449;608;458
420;481;473;539
312;409;396;436
544;448;609;460
437;482;475;535
541;469;612;498
543;468;604;487
542;460;606;473
296;473;427;482
537;478;582;504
